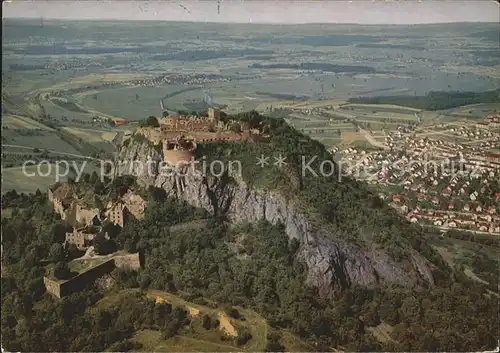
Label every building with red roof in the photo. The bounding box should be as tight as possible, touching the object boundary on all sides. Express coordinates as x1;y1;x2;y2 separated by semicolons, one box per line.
392;194;403;203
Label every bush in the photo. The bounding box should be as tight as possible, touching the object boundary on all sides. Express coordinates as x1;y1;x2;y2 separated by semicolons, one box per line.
211;319;220;329
141;116;159;128
222;305;240;319
53;261;71;280
235;328;252;346
202;314;212;330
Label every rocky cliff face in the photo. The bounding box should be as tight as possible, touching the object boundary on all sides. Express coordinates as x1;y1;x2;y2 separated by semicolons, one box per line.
118;140;435;296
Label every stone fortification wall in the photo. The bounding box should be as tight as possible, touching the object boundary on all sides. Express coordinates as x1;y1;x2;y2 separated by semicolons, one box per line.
44;253;141;298
114;253;141;270
59;259;116;297
43;276;62;298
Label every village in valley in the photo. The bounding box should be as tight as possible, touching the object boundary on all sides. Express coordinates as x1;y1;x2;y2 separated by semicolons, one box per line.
335;113;500;235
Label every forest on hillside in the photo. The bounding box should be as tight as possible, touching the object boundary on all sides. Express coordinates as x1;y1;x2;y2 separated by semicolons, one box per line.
198;111;444;265
348;89;500;110
1;189;499;352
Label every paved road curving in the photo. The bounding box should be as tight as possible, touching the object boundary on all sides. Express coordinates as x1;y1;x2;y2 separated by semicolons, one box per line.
2;144;100;161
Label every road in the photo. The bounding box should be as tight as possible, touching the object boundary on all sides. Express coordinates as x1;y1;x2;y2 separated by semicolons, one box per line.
2;144;100;161
358;128;390;150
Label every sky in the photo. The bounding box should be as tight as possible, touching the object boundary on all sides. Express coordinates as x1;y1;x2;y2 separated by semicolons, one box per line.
3;0;500;24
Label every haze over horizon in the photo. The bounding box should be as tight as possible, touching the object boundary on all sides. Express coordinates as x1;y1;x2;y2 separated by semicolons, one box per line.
3;0;499;25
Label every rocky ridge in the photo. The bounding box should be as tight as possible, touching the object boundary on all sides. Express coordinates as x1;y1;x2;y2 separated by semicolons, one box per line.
118;139;435;296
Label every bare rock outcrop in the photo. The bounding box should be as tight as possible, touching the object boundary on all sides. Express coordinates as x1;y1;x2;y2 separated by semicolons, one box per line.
117;141;435;296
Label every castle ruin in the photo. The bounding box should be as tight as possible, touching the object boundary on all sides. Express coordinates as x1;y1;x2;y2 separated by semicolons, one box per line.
65;225;102;250
48;183;100;228
49;183;136;252
158;108;269;166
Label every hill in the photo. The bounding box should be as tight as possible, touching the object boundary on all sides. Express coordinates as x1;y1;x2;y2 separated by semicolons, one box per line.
1;174;499;351
120;111;442;296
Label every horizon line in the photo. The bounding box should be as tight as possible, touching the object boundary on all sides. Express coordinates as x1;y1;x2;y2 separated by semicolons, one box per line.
4;17;499;26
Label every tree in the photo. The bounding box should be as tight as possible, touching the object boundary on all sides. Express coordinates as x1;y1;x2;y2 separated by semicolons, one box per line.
222;305;240;319
235;328;252;346
66;243;84;260
93;234;116;255
53;261;71;280
400;296;421;323
230;122;242;134
48;243;64;262
93;180;105;195
153;303;168;327
379;301;400;326
139;273;151;290
89;171;99;184
202;314;212;330
265;333;285;352
81;172;91;184
143;116;159;128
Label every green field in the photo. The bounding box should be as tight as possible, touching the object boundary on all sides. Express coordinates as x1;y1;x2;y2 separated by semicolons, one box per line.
2;129;83;155
3;18;500;189
2;160;101;194
1;164;68;194
2;114;56;130
79;85;192;120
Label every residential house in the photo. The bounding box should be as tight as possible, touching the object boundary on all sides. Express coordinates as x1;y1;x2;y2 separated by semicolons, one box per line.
392;194;403;203
442;187;452;197
478;223;489;232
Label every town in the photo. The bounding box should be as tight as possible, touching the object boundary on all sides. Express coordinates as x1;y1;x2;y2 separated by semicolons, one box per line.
336;114;500;235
